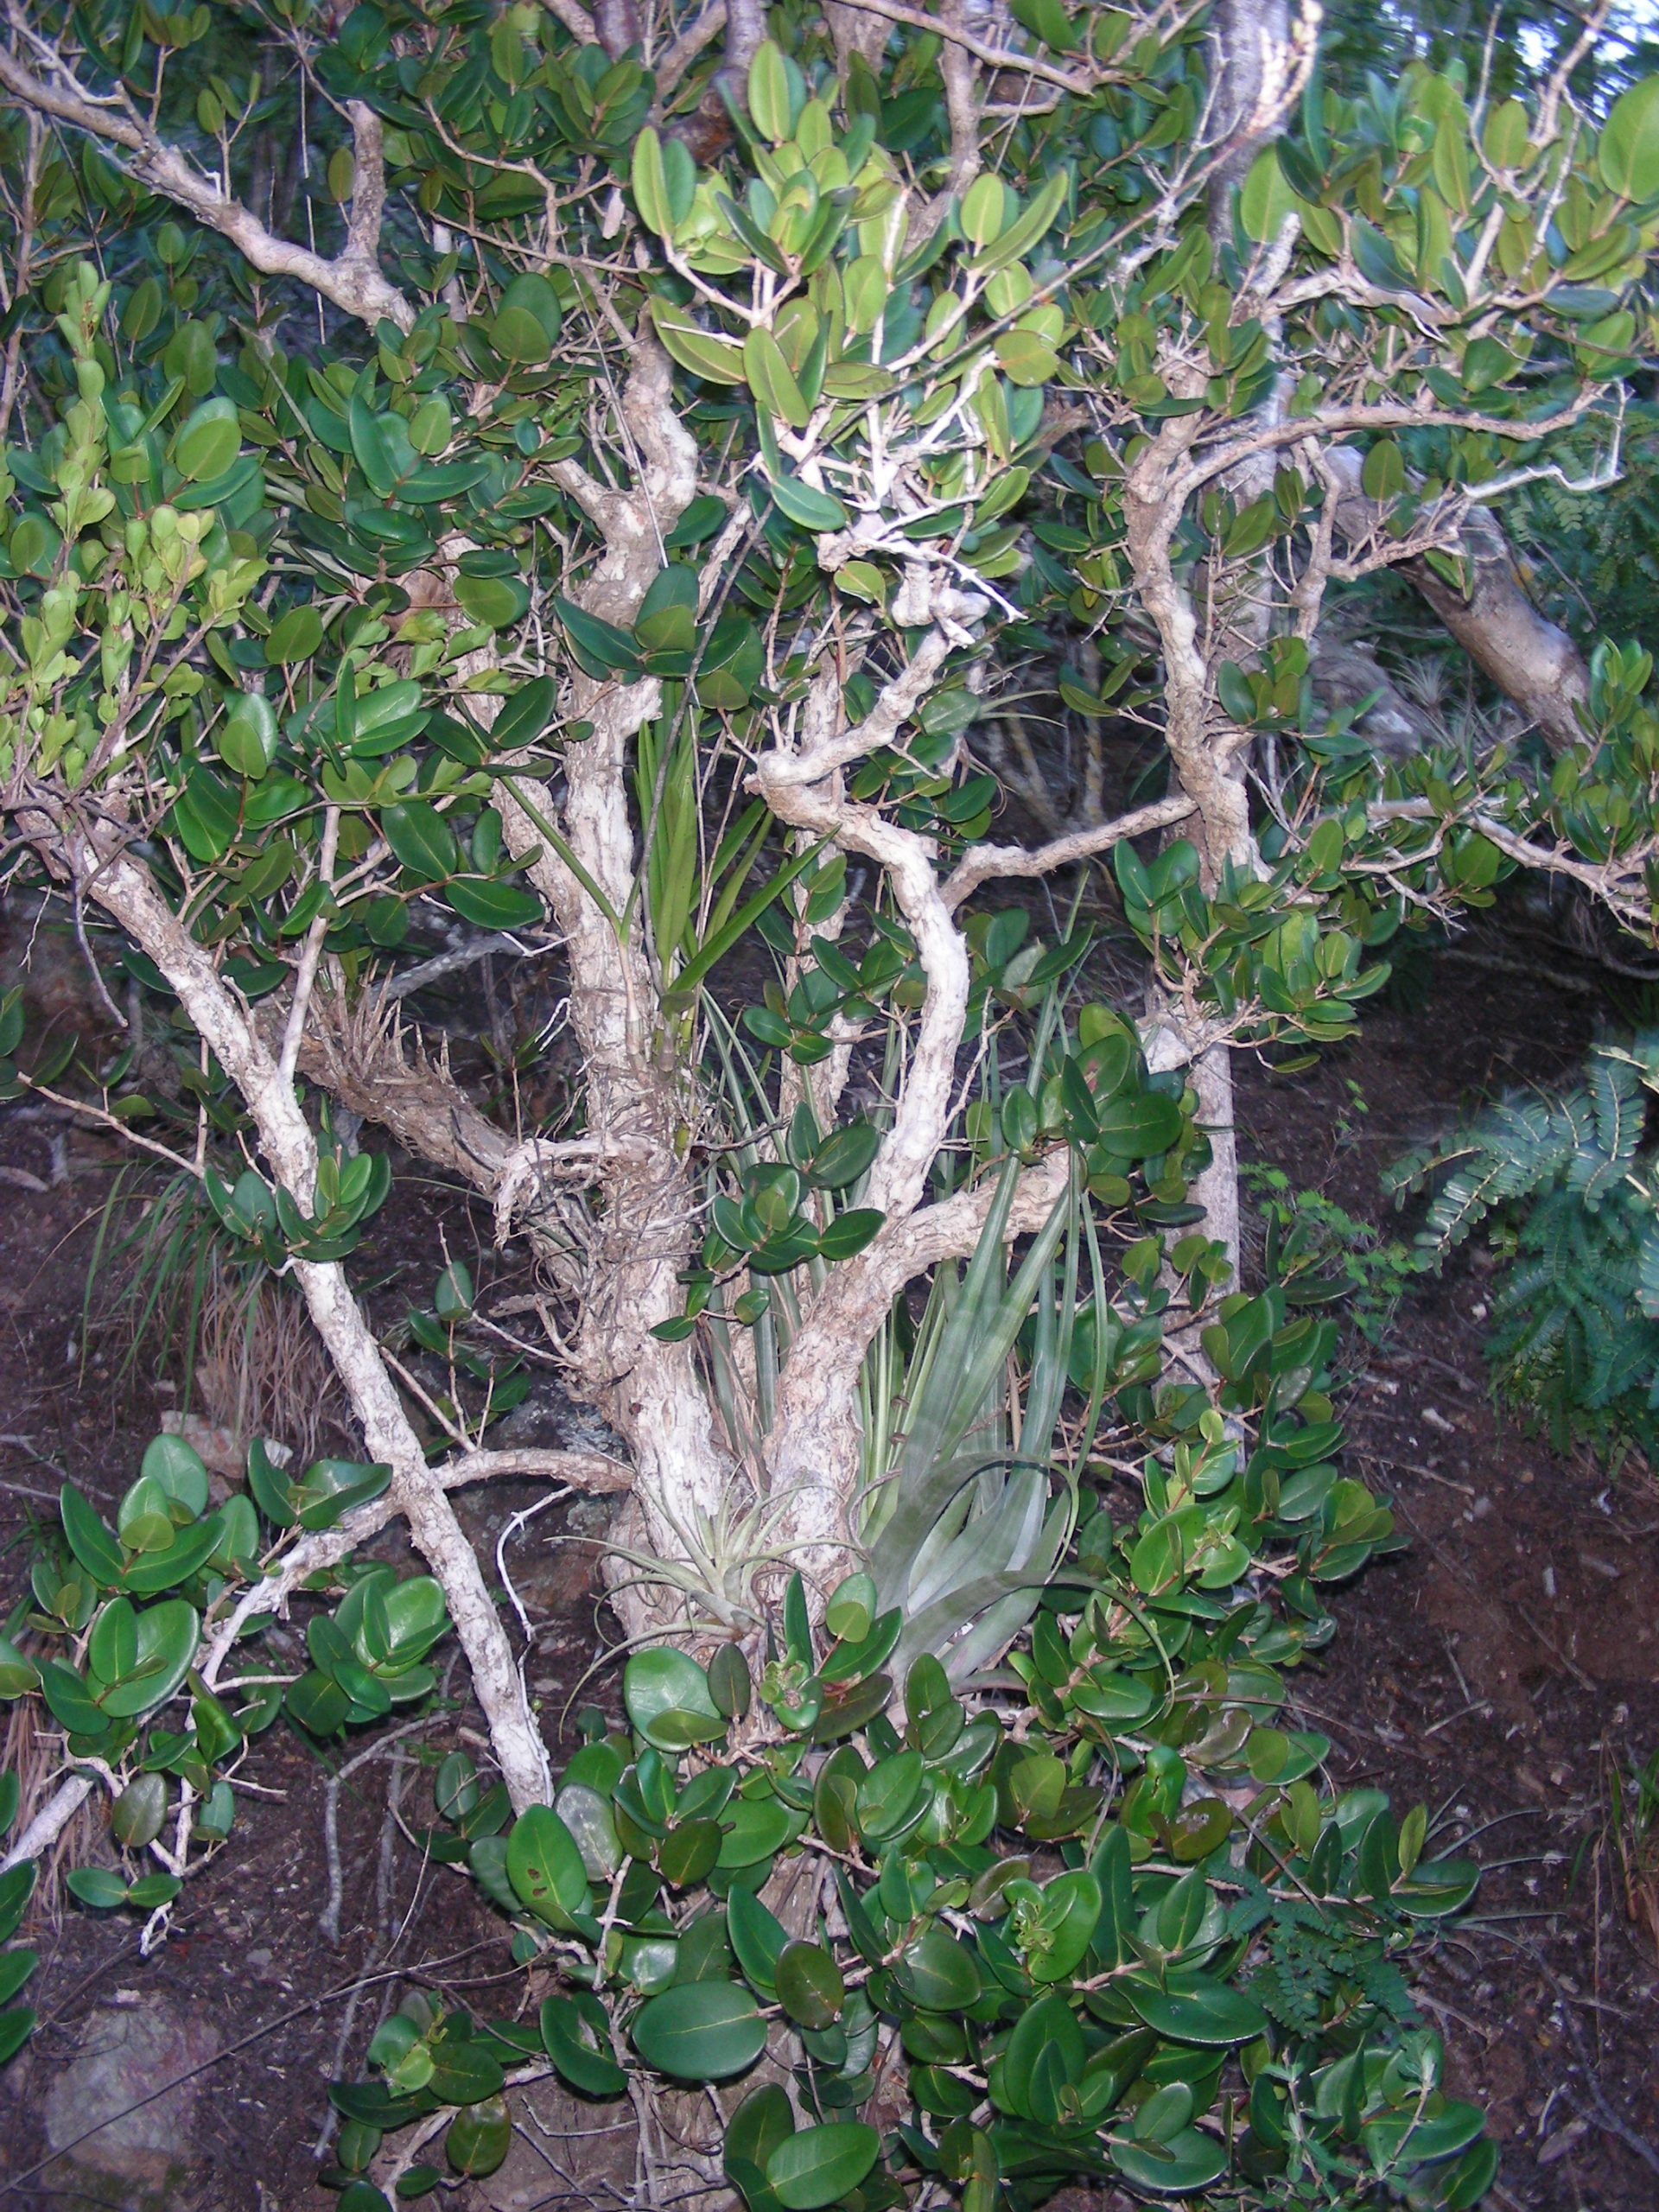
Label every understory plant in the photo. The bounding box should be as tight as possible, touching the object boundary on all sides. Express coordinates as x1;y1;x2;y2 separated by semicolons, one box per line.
1390;1028;1659;1459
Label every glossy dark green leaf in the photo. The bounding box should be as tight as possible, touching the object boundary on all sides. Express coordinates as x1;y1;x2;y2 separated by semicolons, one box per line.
896;1923;981;2010
60;1486;125;1588
67;1866;129;1910
540;1994;627;2098
99;1599;199;1719
1125;1974;1267;2045
456;572;530;629
445;2096;511;2176
265;605;324;664
624;1649;726;1750
553;596;643;677
1109;2129;1228;2194
631;1980;767;2081
855;1750;923;1842
0;1861;36;1946
715;1797;794;1868
708;1643;752;1719
443;875;543;930
727;1885;788;1998
774;1942;844;2030
728;2082;794;2183
766;2121;880;2209
658;1817;722;1888
382;801;461;884
173;396;240;482
505;1805;591;1929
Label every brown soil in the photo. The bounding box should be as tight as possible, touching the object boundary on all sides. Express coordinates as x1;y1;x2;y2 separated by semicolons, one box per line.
1237;927;1659;2212
0;906;1656;2209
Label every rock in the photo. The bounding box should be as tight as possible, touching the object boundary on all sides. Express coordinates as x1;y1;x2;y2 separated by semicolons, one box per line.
40;1998;219;2210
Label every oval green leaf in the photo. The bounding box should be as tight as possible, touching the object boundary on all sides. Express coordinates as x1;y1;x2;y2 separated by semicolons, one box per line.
631;1980;766;2082
766;2120;880;2210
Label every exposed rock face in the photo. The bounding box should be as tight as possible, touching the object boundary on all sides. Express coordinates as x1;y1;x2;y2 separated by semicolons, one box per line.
40;1998;219;2211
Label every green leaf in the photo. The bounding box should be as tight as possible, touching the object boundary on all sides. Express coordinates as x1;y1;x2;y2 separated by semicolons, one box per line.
716;1796;794;1868
446;2098;511;2177
1094;1093;1182;1159
61;1485;125;1588
995;330;1060;387
292;1459;393;1533
173;397;240;482
66;1867;129;1910
631;1980;767;2081
499;274;563;352
815;1207;884;1262
0;1948;36;2007
247;1437;296;1528
728;2083;795;2183
659;1816;722;1887
1361;440;1405;501
625;1649;727;1749
124;1873;182;1910
1109;2130;1228;2195
708;1643;753;1719
1239;147;1301;245
505;1805;591;1929
765;470;849;531
962;175;1009;245
425;2038;505;2105
382;801;461;883
265;605;323;664
1001;1991;1084;2123
0;1861;37;1945
773;1942;844;2029
348;397;399;497
1125;1974;1267;2045
541;1995;628;2098
40;1661;111;1738
745;329;812;430
489;676;557;753
1026;1868;1101;1982
632;127;672;235
455;572;530;630
897;1923;981;2010
1599;76;1659;200
553;596;645;677
443;876;543;931
728;1885;789;1997
218;693;277;781
855;1751;924;1843
747;41;793;142
970;170;1069;276
140;1434;209;1518
649;299;747;387
0;1638;41;1700
99;1599;199;1718
766;2122;880;2209
825;1572;876;1643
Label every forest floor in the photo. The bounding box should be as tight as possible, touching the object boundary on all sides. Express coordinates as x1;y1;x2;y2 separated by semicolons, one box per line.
0;903;1656;2211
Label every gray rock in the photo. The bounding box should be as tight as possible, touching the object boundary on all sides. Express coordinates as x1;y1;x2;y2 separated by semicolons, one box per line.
40;1997;219;2210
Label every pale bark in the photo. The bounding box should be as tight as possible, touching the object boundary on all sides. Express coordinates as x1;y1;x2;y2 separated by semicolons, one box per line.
489;340;735;1632
1321;448;1591;754
0;48;413;333
45;832;555;1809
1402;522;1590;755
